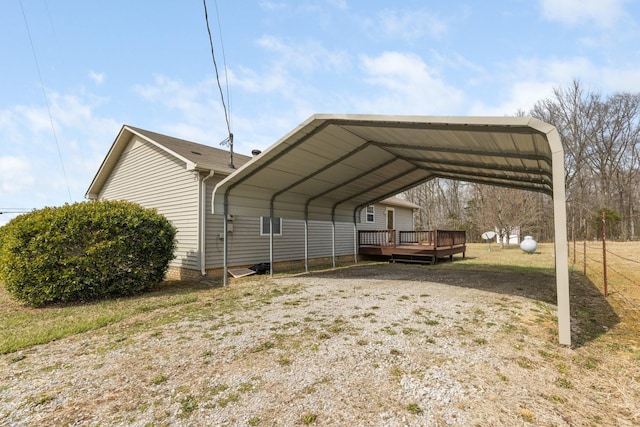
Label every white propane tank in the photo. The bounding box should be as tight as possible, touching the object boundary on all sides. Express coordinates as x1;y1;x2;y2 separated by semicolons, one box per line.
520;235;537;254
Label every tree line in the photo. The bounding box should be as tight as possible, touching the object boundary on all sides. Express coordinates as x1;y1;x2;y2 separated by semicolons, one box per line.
404;80;640;243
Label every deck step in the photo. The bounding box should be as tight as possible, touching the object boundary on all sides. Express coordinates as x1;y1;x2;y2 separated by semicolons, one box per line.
390;253;435;265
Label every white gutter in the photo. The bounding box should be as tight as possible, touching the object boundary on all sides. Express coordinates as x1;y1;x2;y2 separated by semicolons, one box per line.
200;170;215;276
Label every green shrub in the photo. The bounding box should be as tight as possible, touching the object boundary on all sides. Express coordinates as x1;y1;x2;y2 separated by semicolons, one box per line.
0;200;176;306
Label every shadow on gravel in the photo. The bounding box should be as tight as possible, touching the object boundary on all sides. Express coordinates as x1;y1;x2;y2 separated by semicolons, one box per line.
296;263;619;348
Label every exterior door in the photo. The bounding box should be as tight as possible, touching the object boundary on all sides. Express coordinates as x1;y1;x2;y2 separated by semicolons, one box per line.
386;208;395;243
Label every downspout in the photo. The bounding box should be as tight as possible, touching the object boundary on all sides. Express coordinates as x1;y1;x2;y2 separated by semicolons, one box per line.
200;170;215;276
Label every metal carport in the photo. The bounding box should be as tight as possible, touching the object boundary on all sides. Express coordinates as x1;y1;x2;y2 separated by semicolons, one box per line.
212;114;570;345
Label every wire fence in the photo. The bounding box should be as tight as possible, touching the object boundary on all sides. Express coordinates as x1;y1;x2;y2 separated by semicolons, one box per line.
570;240;640;337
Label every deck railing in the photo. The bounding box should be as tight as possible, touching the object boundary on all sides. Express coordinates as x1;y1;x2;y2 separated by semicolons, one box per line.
360;229;466;248
358;229;396;247
399;230;435;245
432;230;467;247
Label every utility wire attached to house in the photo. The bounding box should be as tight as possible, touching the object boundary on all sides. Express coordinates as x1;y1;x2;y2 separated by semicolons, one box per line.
19;0;72;201
202;0;234;168
0;208;31;215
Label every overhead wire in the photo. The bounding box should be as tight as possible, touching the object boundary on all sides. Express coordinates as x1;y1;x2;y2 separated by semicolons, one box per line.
213;0;231;129
202;0;234;168
19;0;72;202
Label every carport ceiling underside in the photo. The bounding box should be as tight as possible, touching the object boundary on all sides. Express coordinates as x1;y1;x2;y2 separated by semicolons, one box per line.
212;114;560;223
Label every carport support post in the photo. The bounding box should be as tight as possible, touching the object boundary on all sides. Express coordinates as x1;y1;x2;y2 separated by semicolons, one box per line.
550;131;571;346
331;211;336;268
223;194;229;286
353;223;358;264
269;203;274;277
304;214;309;273
353;210;358;264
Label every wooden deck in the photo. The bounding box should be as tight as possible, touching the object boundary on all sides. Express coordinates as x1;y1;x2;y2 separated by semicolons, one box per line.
358;229;466;264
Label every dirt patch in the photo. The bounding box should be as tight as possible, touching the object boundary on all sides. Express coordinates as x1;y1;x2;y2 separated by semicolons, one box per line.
1;263;638;426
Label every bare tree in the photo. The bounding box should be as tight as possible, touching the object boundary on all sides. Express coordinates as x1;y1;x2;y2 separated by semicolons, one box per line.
465;185;545;246
404;179;471;231
402;81;640;242
532;82;640;239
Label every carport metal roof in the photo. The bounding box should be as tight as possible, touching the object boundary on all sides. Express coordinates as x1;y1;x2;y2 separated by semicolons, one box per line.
212;114;570;345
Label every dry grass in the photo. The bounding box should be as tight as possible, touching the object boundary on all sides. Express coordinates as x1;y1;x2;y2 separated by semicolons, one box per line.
0;280;214;354
571;241;640;347
455;242;640;352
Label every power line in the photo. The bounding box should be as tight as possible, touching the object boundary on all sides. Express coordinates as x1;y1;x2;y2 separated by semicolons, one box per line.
213;0;231;129
202;0;234;168
0;209;31;215
19;0;72;202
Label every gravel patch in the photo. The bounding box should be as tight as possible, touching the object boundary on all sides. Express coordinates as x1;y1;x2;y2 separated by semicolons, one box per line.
1;264;638;426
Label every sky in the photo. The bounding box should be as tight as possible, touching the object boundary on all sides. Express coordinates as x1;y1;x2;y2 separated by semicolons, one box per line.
1;0;639;225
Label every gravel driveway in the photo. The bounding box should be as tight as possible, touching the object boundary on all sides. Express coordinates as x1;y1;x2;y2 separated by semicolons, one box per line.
1;263;638;426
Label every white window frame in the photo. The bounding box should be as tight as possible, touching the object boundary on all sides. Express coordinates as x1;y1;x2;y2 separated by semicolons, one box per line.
365;205;375;223
260;216;282;236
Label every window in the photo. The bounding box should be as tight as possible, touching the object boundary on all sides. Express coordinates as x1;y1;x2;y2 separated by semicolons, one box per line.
365;205;375;223
260;217;282;236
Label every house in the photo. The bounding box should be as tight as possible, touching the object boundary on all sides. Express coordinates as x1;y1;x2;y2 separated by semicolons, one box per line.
86;125;419;279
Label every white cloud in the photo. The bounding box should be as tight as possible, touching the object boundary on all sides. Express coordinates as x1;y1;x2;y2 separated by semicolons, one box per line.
89;71;105;85
327;0;348;10
540;0;626;28
0;90;120;212
258;0;287;11
131;73;306;154
468;56;597;116
0;156;35;195
470;81;557;116
356;51;463;114
135;75;215;117
256;36;351;74
134;74;242;146
377;8;447;40
230;65;289;93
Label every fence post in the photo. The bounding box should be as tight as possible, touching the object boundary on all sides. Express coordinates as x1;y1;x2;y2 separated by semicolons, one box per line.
583;239;586;276
602;211;608;297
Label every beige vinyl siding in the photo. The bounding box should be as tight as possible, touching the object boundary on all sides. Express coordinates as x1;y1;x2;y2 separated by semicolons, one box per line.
357;204;415;243
207;216;354;267
394;207;414;232
307;221;354;258
358;204;414;230
204;179;354;267
357;204;388;231
98;135;199;269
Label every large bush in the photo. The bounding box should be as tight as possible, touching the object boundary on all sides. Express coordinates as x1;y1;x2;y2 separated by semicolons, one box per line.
0;200;176;306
